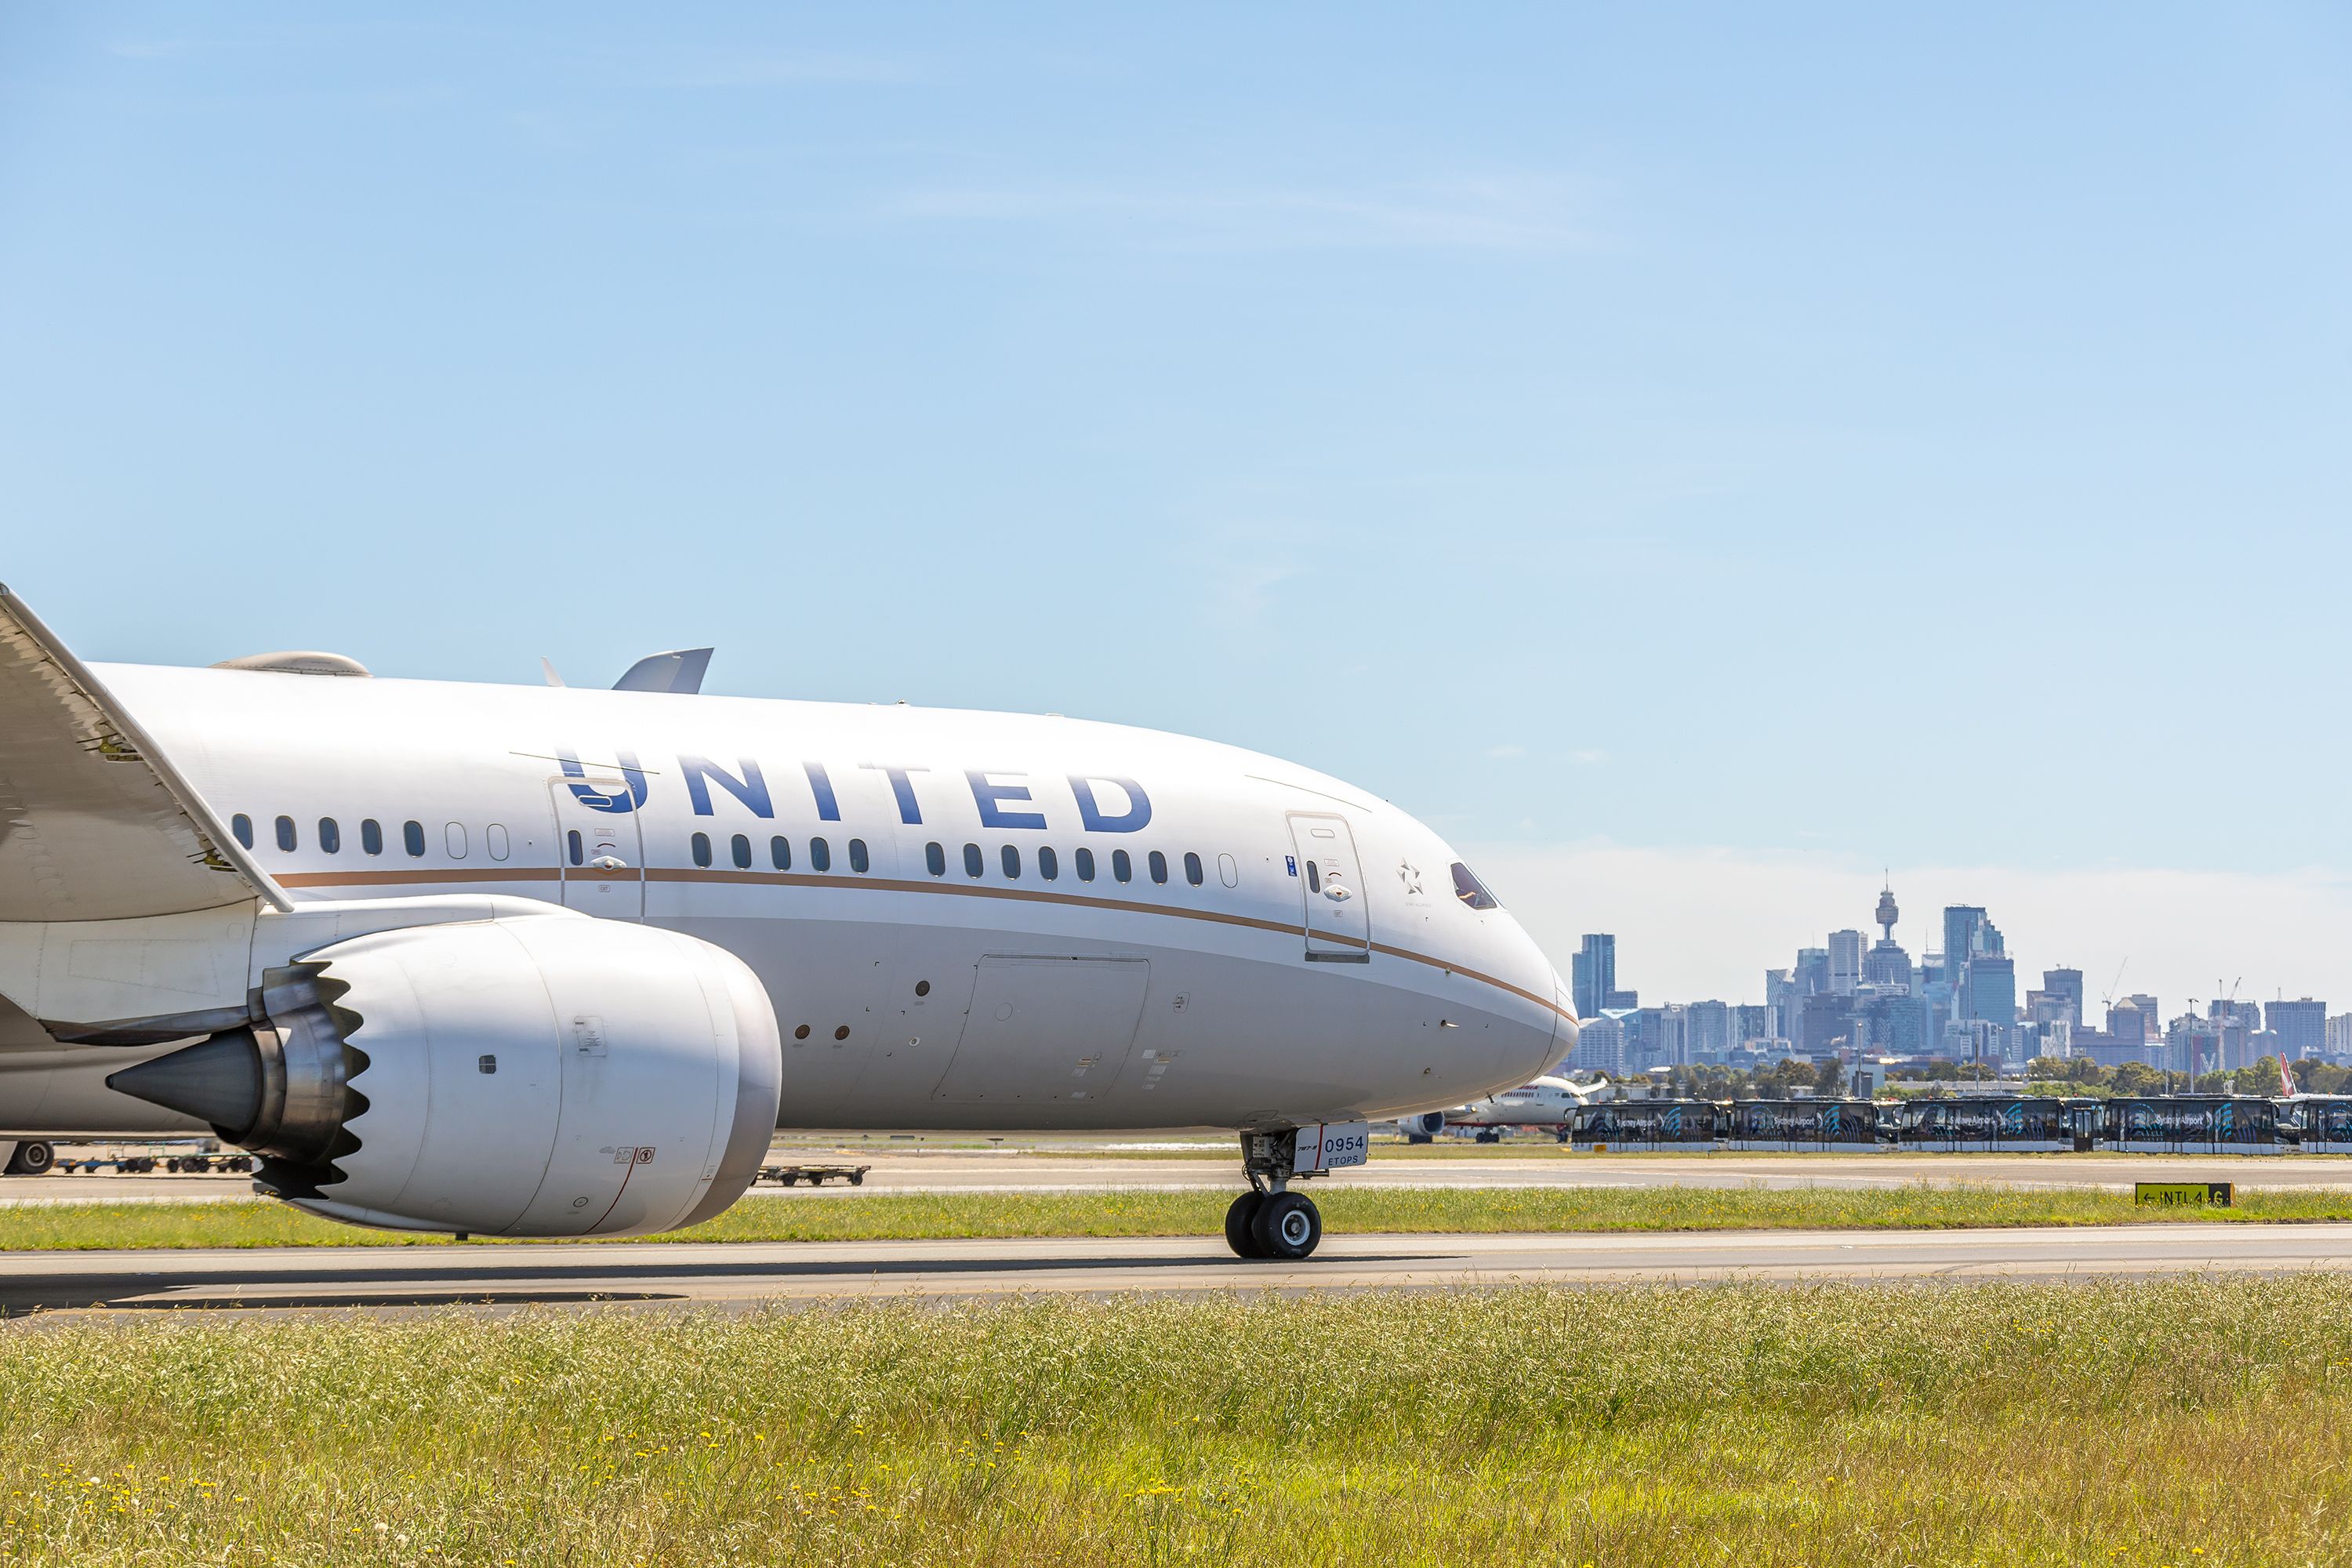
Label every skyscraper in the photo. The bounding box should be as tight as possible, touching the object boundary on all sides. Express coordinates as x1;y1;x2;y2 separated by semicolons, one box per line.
2042;969;2085;1026
1763;970;1795;1041
2267;998;2326;1058
1828;930;1864;995
1570;935;1615;1020
1568;1014;1625;1073
1963;954;2016;1029
1943;907;1988;976
1687;1000;1733;1060
1795;947;1830;1000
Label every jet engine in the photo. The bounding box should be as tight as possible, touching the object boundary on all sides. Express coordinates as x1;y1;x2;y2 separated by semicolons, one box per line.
1396;1111;1445;1141
109;915;781;1237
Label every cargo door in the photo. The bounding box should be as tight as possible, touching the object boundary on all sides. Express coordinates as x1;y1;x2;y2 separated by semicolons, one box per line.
933;956;1149;1105
549;775;645;919
1287;814;1370;962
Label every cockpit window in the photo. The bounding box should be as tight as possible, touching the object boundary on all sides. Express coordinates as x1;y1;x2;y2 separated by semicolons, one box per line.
1450;862;1500;910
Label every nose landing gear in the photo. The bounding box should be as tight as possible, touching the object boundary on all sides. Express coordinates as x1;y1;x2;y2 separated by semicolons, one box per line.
1223;1130;1325;1261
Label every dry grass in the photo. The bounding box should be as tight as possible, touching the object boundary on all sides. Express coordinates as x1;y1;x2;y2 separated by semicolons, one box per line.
2;1181;2350;1250
5;1278;2350;1563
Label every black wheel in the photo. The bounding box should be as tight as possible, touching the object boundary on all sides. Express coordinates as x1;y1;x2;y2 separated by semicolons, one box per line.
849;1172;864;1186
1223;1191;1266;1258
1406;1133;1432;1145
1250;1191;1322;1261
5;1141;54;1176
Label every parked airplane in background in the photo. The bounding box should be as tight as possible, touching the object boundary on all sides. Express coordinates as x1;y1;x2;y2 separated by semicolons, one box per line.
1396;1075;1608;1143
0;586;1570;1258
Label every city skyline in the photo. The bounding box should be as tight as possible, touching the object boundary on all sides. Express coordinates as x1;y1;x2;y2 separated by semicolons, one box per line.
1560;872;2336;1080
1489;848;2348;1036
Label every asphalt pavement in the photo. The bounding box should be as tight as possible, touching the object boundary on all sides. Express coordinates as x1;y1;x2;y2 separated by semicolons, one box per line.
7;1221;2352;1316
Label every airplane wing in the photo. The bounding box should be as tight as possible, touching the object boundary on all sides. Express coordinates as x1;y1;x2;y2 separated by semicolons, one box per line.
0;585;289;921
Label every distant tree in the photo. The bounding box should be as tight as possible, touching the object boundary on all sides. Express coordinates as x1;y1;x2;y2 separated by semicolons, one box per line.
2239;1056;2286;1098
2304;1062;2352;1096
2111;1062;2166;1097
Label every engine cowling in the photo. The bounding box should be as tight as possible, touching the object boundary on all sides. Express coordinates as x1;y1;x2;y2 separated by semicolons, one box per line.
109;914;781;1237
1396;1111;1446;1138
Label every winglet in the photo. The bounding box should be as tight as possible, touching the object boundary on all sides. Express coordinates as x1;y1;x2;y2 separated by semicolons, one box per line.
612;648;713;695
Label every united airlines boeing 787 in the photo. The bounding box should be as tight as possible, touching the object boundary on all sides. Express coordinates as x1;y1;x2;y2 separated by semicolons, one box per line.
0;586;1570;1258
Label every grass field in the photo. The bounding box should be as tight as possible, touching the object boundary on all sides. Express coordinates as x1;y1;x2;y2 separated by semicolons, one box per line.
5;1278;2350;1564
5;1181;2352;1250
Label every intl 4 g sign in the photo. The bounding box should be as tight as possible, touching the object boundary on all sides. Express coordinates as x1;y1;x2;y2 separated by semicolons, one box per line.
2134;1182;2234;1208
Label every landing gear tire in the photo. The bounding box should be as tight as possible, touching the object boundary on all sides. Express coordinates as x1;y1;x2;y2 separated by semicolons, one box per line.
1224;1191;1267;1258
4;1141;54;1176
1250;1191;1322;1261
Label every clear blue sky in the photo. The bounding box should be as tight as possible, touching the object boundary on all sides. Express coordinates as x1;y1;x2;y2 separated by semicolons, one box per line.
2;5;2346;967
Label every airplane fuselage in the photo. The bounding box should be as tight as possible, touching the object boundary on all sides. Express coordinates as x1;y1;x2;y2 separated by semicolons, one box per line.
66;664;1567;1134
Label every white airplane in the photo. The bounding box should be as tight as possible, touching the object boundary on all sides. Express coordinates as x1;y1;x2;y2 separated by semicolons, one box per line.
0;586;1570;1259
1397;1074;1607;1142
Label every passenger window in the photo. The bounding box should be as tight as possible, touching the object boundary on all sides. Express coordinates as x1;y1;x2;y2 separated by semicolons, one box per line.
691;832;713;868
274;815;296;852
1076;847;1095;882
403;820;426;858
318;818;340;855
1149;851;1168;884
361;818;384;856
964;843;983;878
487;824;510;862
1218;852;1238;887
1002;844;1021;879
445;822;468;859
849;838;870;873
1184;851;1203;887
731;833;752;869
810;838;832;873
1112;849;1132;884
771;836;792;871
1039;846;1058;881
1307;860;1322;894
1450;862;1501;910
568;829;584;866
925;842;946;877
231;813;253;849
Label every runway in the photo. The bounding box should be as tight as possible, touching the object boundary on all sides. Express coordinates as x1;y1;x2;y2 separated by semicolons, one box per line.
11;1149;2352;1206
9;1221;2352;1316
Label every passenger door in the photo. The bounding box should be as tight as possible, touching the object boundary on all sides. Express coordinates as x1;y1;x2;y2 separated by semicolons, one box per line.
933;955;1150;1105
1288;814;1370;962
549;777;645;920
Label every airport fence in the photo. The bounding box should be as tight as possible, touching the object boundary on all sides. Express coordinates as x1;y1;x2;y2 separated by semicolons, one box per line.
1564;1094;2349;1154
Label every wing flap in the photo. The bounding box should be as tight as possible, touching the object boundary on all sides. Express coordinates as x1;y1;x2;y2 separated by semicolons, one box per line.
0;586;287;920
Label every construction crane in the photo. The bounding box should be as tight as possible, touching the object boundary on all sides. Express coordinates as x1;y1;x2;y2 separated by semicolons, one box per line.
2098;959;2130;1011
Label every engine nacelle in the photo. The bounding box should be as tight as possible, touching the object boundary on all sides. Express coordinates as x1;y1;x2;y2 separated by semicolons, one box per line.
1396;1111;1446;1139
109;914;781;1237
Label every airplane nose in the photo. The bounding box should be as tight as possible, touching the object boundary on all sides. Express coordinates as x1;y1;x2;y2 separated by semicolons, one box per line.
1550;972;1579;1069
